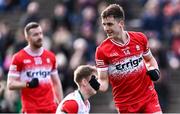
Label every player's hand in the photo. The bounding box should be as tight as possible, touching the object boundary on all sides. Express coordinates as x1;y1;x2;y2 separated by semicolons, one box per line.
147;69;160;81
89;75;100;91
26;78;39;88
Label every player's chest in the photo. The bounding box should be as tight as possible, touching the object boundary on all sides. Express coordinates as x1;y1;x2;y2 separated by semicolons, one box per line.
22;56;53;69
105;43;144;64
78;101;90;113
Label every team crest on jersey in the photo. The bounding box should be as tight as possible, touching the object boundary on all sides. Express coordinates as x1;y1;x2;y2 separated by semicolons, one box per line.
23;59;31;64
136;45;140;51
34;57;42;65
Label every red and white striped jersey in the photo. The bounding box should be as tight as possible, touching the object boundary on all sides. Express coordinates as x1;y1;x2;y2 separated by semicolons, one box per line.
8;46;58;111
95;31;157;106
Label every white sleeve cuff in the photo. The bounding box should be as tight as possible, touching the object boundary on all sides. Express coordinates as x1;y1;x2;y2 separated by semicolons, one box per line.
8;72;20;78
97;67;108;71
143;49;151;57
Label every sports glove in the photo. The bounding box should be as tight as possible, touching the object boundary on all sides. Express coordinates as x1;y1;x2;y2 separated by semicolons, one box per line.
147;69;160;81
89;75;100;91
26;78;39;88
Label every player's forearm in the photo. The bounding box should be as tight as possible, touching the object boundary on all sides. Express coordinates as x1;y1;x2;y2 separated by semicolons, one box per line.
98;79;109;92
144;55;160;81
97;71;109;92
145;57;159;70
51;74;64;103
53;81;63;103
7;80;26;90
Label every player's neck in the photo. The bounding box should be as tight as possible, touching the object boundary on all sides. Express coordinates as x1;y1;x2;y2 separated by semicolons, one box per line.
25;45;43;56
78;89;89;101
28;45;43;53
113;31;128;44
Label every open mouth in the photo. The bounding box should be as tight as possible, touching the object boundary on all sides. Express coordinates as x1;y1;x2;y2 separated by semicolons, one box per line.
37;39;42;43
106;30;113;36
107;33;113;36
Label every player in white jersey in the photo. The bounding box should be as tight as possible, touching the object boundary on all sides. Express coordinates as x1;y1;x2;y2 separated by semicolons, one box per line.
56;65;100;114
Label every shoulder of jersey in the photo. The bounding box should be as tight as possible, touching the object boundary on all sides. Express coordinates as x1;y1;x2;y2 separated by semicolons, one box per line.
14;49;26;57
97;37;111;48
128;31;147;42
128;31;145;38
44;49;56;57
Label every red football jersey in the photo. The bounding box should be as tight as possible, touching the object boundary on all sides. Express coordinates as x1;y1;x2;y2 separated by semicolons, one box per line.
8;46;58;112
95;31;157;106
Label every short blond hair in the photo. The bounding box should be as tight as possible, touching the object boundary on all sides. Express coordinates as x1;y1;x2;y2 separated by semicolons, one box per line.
74;65;96;85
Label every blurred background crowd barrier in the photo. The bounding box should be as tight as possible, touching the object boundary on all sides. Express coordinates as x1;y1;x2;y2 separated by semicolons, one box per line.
0;0;179;113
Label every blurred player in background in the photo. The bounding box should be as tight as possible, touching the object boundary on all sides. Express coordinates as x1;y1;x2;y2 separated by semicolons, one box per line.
56;65;100;114
7;22;63;113
95;4;162;113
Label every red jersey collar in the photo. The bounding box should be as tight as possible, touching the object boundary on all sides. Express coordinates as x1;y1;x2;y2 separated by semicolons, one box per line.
110;31;130;47
24;45;44;57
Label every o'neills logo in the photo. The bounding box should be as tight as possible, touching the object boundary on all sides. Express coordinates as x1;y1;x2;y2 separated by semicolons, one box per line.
26;71;51;78
115;57;143;71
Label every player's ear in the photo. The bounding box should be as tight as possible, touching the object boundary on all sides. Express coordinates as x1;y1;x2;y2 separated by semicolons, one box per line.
118;20;124;27
81;78;88;86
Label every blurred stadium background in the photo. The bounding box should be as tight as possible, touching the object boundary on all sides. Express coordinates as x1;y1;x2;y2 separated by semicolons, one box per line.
0;0;179;113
